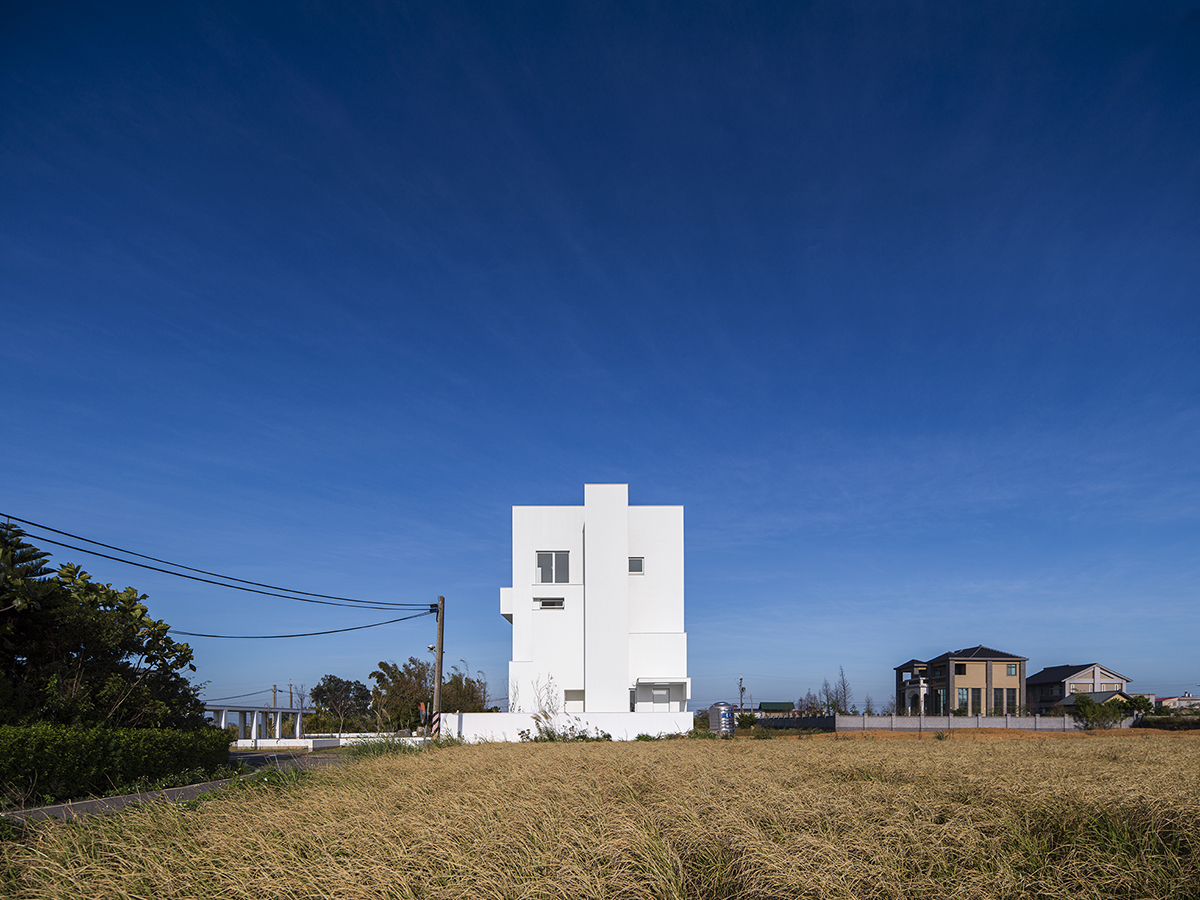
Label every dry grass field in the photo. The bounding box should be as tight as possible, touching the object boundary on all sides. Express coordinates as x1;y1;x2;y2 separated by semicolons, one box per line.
4;730;1198;899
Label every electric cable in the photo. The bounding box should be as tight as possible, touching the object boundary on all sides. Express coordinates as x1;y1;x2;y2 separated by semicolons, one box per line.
2;514;425;607
172;608;435;639
19;532;428;610
204;689;273;702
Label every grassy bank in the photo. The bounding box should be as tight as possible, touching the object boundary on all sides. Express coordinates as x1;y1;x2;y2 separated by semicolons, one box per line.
4;732;1198;899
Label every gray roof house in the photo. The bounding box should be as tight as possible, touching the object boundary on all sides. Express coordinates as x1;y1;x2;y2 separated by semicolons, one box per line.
1026;663;1132;715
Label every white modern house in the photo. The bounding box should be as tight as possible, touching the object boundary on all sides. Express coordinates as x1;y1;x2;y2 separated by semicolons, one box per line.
501;483;690;716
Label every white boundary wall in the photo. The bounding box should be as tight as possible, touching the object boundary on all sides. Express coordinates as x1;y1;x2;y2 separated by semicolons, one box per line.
235;716;694;749
233;737;341;750
833;714;1135;731
443;711;694;742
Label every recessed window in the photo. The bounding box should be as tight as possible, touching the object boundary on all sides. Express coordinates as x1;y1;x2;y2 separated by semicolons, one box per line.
535;598;564;610
536;551;569;584
628;557;644;574
1006;664;1017;677
954;663;966;676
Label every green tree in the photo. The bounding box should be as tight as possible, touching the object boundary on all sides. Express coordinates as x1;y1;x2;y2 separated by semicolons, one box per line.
0;524;59;622
1071;693;1127;730
797;690;822;716
0;525;203;729
440;661;489;713
309;674;371;735
370;657;432;732
1121;694;1154;717
368;657;490;730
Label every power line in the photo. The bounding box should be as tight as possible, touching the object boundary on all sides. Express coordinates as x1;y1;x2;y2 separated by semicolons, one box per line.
15;530;429;610
172;609;436;639
2;514;426;608
204;689;272;702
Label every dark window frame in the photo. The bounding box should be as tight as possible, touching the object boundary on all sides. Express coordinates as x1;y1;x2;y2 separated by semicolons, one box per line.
536;551;570;584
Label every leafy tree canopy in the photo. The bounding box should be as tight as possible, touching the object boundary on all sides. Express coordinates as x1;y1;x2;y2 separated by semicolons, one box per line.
0;524;204;729
309;674;371;734
1071;692;1128;730
1122;694;1154;716
440;662;489;714
369;657;432;732
369;657;489;732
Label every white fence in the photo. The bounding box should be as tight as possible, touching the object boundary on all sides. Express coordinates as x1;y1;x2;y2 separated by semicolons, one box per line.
833;713;1135;732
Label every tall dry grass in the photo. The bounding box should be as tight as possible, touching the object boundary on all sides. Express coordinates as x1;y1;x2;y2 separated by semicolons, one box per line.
4;732;1198;899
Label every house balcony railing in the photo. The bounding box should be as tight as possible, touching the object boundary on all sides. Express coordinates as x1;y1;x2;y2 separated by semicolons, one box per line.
901;676;950;690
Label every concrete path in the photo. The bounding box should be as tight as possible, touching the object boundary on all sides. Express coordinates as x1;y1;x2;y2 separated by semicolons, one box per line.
1;749;351;825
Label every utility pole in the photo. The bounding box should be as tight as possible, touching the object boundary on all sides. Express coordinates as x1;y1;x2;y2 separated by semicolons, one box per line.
431;596;445;738
272;684;277;708
289;681;293;708
739;676;745;712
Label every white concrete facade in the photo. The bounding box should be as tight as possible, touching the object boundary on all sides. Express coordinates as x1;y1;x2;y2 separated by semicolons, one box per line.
502;484;689;714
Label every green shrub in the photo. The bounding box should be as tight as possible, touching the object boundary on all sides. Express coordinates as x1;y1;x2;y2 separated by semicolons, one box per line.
1071;694;1127;730
517;714;612;743
736;712;757;729
751;725;774;740
0;724;231;807
1134;716;1200;731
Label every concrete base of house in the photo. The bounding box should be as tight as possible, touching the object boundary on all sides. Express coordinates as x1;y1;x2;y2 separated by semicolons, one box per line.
442;711;695;742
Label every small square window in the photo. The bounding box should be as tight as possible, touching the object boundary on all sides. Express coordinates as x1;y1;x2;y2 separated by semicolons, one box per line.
535;598;564;610
954;663;966;676
1006;664;1017;677
628;557;644;574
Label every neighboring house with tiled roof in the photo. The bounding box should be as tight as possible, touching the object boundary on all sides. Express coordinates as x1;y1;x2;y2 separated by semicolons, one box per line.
1156;692;1200;710
1025;664;1132;715
894;645;1027;716
1056;689;1133;712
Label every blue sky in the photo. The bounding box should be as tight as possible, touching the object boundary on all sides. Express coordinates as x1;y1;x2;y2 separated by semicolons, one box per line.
3;2;1198;711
